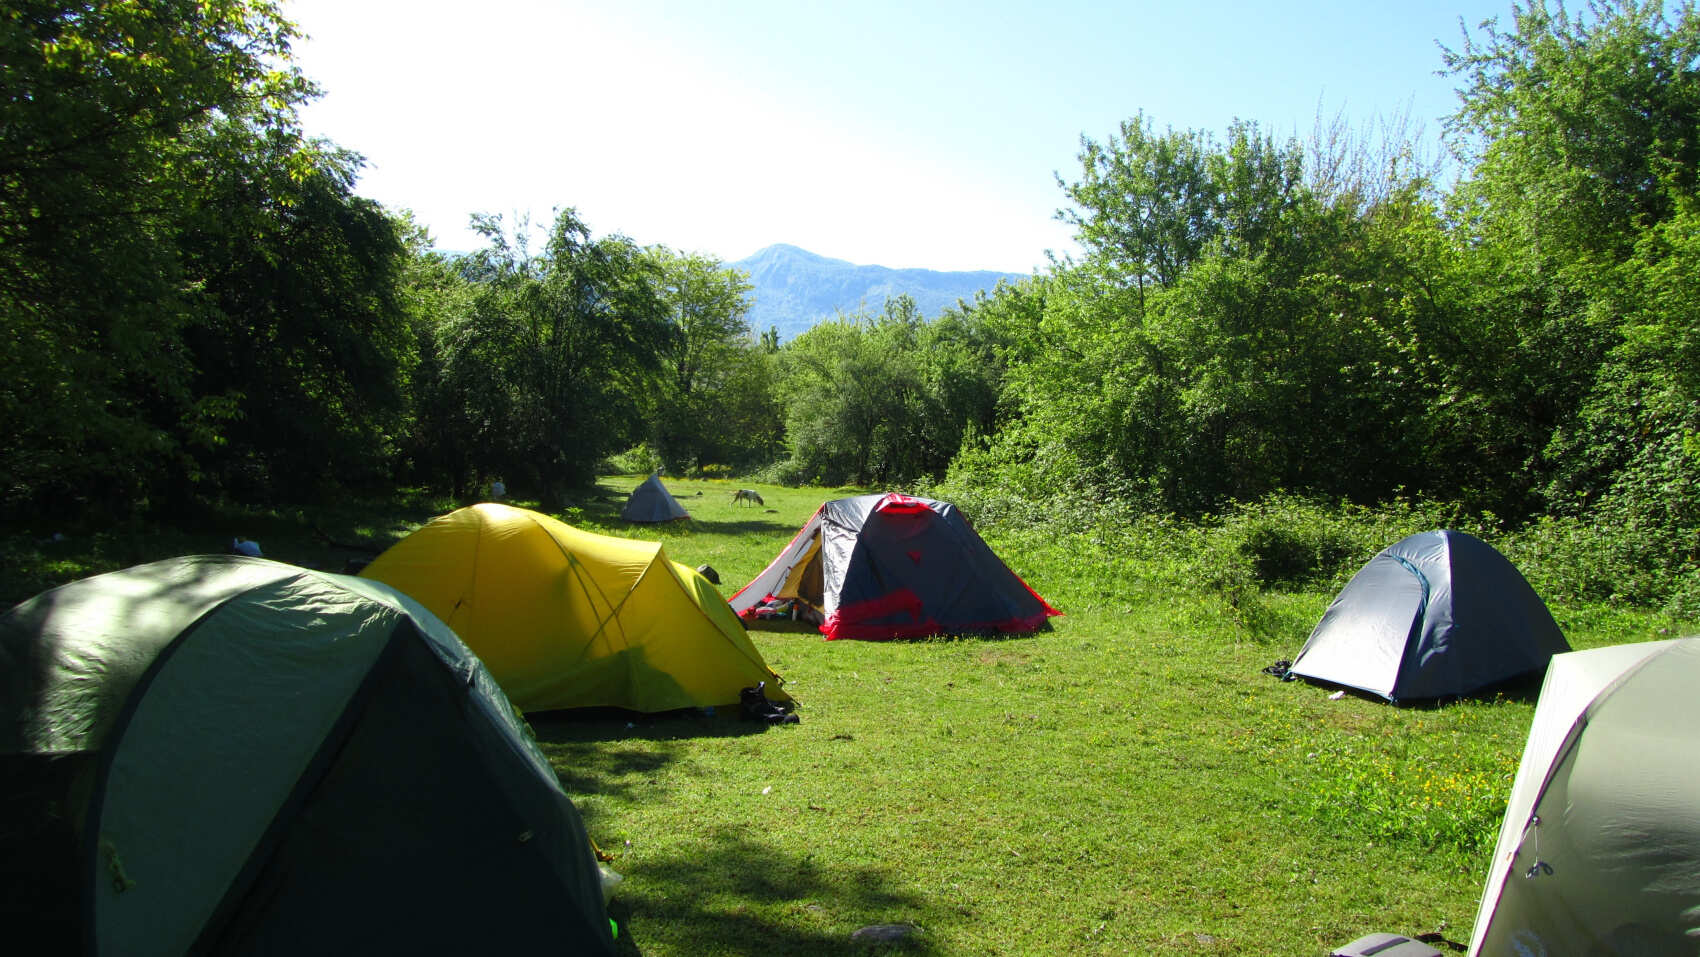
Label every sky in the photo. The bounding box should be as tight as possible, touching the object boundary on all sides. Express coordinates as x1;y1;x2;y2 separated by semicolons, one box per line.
284;0;1517;274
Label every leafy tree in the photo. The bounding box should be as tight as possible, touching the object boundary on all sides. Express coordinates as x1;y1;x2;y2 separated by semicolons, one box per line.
1058;118;1307;310
992;122;1430;512
1438;0;1700;514
1443;0;1699;268
644;249;773;471
1059;114;1216;307
773;295;1006;487
775;305;919;486
393;235;480;496
443;210;672;504
0;0;316;515
176;125;410;503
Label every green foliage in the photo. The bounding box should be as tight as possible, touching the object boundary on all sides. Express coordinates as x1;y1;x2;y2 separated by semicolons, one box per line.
1502;512;1700;616
607;444;664;477
1443;0;1700;268
944;0;1700;588
177;128;411;503
981;130;1461;515
772;295;1002;488
643;248;779;473
1223;503;1367;588
435;210;673;505
392;238;481;496
1436;0;1700;519
0;0;318;516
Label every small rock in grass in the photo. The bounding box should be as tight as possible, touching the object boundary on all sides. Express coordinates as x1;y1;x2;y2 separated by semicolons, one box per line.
852;923;918;943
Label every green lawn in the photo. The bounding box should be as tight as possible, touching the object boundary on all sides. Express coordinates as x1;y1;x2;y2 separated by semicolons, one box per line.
534;477;1686;956
2;478;1688;955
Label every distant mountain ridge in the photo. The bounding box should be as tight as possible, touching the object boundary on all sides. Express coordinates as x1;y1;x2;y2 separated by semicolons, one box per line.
728;244;1026;342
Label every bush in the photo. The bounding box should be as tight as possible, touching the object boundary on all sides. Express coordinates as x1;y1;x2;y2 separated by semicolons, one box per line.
605;444;662;476
1204;495;1461;589
747;458;818;487
1231;515;1358;587
1504;511;1700;616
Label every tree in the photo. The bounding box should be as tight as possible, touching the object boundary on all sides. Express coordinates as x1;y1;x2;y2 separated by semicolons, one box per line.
994;120;1429;512
442;210;672;503
776;308;919;486
1439;0;1700;514
0;1;325;515
644;248;764;471
393;232;480;496
1443;0;1700;267
1059;114;1216;304
176;125;411;503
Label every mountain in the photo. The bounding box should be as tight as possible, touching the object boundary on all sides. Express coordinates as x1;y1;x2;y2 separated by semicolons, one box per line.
728;244;1027;342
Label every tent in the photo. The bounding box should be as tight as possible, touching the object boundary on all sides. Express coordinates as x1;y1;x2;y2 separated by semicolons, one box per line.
1467;638;1700;955
622;472;689;523
1287;529;1568;702
361;503;787;713
729;492;1059;640
0;555;613;956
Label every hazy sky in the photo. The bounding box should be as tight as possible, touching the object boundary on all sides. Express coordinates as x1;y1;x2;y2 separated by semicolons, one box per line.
285;0;1515;273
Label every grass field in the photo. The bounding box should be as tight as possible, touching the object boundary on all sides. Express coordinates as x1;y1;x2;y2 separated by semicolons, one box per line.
3;477;1689;955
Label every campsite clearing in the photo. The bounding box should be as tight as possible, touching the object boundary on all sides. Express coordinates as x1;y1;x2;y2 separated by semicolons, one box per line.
0;478;1689;955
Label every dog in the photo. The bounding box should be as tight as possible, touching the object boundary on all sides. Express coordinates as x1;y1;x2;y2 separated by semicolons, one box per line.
732;489;764;507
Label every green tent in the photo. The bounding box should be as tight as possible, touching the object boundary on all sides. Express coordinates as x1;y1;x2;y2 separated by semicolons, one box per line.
0;555;614;956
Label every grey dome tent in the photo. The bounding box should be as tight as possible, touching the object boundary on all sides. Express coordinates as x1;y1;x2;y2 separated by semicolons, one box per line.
1288;529;1568;702
621;472;689;522
1467;638;1700;955
729;492;1059;640
0;555;614;956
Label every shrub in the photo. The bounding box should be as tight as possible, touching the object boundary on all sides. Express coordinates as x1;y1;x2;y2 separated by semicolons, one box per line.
1504;512;1700;616
605;444;662;476
748;458;817;488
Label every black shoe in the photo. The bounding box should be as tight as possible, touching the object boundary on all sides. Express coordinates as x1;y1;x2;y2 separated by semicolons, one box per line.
740;682;799;725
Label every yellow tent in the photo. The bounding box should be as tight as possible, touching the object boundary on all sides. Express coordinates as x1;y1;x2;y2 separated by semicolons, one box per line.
362;503;788;713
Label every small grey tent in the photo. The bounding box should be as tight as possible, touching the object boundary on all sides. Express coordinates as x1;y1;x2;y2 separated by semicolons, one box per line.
1288;529;1568;702
621;472;689;522
1467;638;1700;955
0;555;614;955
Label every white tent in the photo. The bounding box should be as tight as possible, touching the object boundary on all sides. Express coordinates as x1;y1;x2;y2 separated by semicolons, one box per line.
1468;637;1700;955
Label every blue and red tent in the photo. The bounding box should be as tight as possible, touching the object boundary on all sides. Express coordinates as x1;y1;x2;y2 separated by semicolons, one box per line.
730;493;1058;640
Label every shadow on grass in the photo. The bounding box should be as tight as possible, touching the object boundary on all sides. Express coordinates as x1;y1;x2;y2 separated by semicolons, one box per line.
530;709;777;804
530;707;777;746
1281;667;1547;708
611;827;937;956
532;710;935;954
744;620;1052;645
663;517;798;535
